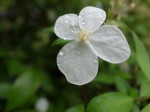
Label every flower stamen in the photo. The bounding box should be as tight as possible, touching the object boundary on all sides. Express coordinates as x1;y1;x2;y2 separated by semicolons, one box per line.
78;30;89;43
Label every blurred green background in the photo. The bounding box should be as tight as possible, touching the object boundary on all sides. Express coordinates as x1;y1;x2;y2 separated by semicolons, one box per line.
0;0;150;112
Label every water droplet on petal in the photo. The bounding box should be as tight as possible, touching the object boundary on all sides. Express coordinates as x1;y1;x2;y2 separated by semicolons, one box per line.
89;10;92;13
81;17;85;20
59;51;64;56
71;30;74;33
93;60;98;64
65;20;68;23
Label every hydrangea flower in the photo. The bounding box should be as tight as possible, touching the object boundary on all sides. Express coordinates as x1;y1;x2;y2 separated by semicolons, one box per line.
54;6;131;85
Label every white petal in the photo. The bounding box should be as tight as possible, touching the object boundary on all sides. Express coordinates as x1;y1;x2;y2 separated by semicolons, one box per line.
54;14;80;40
79;6;106;33
89;25;131;63
57;41;99;85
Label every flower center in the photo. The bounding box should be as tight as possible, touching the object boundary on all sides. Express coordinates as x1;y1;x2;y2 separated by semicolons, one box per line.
78;30;89;43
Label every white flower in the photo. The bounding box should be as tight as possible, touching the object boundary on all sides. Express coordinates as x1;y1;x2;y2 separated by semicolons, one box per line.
54;6;131;85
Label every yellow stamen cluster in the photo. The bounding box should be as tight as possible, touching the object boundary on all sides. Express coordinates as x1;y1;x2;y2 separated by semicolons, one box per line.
78;30;89;43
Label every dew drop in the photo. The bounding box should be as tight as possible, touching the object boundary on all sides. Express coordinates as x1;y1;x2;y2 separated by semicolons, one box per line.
71;30;74;33
59;51;64;56
89;10;92;13
93;60;98;64
99;14;102;18
65;20;68;23
81;17;85;20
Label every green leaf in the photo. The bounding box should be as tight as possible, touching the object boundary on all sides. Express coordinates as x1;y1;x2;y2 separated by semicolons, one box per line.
51;38;70;47
128;88;139;99
87;92;134;112
6;68;43;111
0;83;11;98
94;70;131;85
141;103;150;112
130;105;140;112
7;59;24;76
43;26;54;33
17;110;36;112
115;76;130;94
66;104;84;112
132;32;150;82
42;73;55;94
140;76;150;98
94;71;116;84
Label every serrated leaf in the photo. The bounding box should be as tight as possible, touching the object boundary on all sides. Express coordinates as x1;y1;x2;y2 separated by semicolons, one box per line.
6;68;43;111
87;92;134;112
141;103;150;112
132;32;150;82
66;104;84;112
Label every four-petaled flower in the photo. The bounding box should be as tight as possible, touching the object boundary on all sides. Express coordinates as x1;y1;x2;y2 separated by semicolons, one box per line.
54;6;131;85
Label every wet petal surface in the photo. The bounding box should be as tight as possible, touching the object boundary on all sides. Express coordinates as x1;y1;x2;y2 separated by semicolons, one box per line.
79;6;106;33
54;14;80;40
57;41;99;85
89;25;131;63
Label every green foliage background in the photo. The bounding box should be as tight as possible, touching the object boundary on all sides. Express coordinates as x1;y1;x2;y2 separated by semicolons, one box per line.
0;0;150;111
